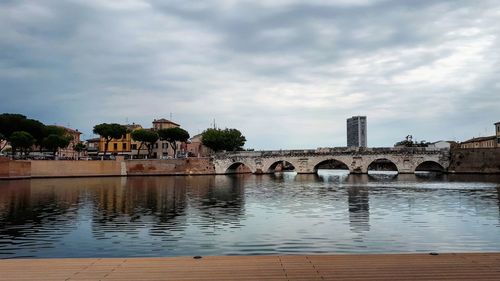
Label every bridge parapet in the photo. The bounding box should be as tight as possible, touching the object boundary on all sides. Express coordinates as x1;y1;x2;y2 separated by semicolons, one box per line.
214;147;448;160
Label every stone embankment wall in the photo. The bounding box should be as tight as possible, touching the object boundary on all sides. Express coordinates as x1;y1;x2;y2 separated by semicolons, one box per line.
0;158;31;179
127;158;214;176
30;160;125;178
448;148;500;173
0;157;215;179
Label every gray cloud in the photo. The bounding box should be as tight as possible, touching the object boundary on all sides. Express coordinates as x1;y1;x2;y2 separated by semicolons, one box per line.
1;0;499;148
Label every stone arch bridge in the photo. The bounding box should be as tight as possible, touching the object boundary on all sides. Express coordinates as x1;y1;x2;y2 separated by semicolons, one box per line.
213;148;450;174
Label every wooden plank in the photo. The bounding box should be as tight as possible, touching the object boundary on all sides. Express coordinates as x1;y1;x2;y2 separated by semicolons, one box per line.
0;253;499;281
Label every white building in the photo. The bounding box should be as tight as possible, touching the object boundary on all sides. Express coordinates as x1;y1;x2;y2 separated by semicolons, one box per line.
427;141;453;150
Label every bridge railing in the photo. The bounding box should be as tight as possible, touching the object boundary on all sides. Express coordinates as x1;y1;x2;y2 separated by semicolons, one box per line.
213;147;449;158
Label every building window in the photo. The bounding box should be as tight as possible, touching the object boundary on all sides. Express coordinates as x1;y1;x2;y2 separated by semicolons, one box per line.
132;144;137;150
155;143;158;148
113;143;118;150
123;143;127;150
497;138;500;144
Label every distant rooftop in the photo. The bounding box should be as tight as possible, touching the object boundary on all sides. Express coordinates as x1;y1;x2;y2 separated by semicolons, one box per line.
461;136;496;144
125;123;142;130
190;133;203;140
56;125;81;135
153;118;180;126
86;137;100;143
430;140;457;144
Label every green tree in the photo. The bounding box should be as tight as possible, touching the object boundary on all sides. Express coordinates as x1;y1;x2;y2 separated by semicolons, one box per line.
0;114;28;139
42;134;72;157
395;135;430;148
74;142;86;160
41;125;72;157
0;113;45;149
22;118;46;147
93;123;127;157
131;129;159;158
158;127;190;158
9;131;35;156
201;128;246;152
44;125;67;137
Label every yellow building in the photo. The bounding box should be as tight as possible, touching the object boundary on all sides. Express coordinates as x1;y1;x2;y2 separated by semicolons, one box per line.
98;124;142;157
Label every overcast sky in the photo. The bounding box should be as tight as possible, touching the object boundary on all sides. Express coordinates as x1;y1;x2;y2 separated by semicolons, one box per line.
1;0;499;149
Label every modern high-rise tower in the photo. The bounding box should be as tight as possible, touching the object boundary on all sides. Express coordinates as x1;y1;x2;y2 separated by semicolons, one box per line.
347;116;367;147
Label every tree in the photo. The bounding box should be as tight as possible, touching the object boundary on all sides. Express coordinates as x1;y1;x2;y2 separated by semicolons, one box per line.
42;134;72;157
157;127;190;158
9;131;35;156
0;113;45;149
74;142;86;160
22;118;46;147
0;114;28;140
93;123;127;157
44;125;67;137
394;135;430;148
41;125;72;157
201;128;246;152
131;129;159;158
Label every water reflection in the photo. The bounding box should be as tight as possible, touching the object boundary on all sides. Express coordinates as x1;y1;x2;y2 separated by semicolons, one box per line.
498;187;500;217
91;177;189;239
0;173;499;258
348;187;370;233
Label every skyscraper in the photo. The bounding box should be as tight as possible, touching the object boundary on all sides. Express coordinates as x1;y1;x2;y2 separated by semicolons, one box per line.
347;116;367;147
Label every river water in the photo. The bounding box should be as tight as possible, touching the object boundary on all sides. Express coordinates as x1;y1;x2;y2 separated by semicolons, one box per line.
0;171;499;258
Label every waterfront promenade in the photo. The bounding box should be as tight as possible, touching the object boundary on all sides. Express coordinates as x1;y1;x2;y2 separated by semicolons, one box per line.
1;253;499;280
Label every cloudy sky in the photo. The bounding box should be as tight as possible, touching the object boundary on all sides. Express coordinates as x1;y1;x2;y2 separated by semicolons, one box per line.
1;0;499;149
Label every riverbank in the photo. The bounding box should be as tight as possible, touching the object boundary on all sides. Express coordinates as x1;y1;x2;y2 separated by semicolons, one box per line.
1;253;499;280
2;147;500;179
0;157;216;179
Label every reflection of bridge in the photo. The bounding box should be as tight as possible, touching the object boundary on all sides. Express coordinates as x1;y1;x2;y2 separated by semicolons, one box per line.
214;148;450;174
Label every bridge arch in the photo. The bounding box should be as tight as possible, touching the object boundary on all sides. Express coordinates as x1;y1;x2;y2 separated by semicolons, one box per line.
313;159;350;173
225;162;253;174
415;161;445;173
266;160;297;173
367;158;399;173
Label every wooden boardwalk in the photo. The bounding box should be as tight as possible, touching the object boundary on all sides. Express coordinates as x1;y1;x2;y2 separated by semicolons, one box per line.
0;253;499;280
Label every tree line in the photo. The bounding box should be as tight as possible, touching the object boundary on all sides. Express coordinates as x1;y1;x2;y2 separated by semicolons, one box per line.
94;123;247;158
0;112;247;159
0;113;81;157
94;124;192;158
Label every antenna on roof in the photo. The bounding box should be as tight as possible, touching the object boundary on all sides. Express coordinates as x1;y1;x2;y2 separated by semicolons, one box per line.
170;112;173;120
213;118;216;129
